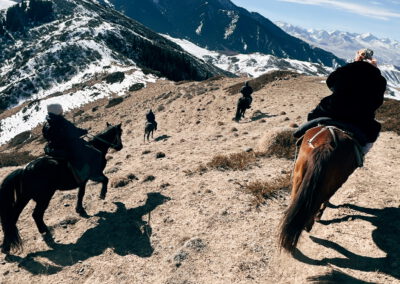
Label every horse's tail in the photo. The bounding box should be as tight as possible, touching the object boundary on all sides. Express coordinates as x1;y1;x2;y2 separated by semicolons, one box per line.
0;169;24;253
279;143;333;253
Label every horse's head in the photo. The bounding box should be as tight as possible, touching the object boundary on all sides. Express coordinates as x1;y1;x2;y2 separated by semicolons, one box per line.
97;123;123;151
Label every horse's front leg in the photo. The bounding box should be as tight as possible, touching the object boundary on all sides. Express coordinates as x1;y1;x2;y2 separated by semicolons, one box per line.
97;174;109;200
33;192;55;235
76;183;88;217
315;201;328;222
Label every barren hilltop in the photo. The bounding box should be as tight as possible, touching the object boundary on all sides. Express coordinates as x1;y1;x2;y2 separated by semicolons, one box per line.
0;73;399;283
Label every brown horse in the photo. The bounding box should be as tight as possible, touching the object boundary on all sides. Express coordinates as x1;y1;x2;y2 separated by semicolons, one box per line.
279;125;361;254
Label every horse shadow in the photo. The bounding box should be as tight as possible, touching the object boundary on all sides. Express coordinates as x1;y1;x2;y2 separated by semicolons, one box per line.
9;192;170;275
154;135;171;142
250;111;277;121
294;203;400;280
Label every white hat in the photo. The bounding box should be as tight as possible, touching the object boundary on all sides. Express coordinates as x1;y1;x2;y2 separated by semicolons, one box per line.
47;103;63;115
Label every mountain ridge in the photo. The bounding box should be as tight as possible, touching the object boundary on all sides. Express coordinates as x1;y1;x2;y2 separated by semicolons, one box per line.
104;0;345;67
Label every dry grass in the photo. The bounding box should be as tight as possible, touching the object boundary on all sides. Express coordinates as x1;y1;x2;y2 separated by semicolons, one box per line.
207;151;256;171
376;98;400;135
258;129;297;160
0;151;38;167
225;70;299;95
244;174;291;206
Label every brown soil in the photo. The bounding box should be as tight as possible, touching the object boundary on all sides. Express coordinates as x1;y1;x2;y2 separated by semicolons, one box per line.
0;74;399;283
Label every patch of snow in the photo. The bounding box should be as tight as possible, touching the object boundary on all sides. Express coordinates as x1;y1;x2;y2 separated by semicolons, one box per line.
196;20;203;35
0;0;17;10
223;11;239;39
0;69;157;145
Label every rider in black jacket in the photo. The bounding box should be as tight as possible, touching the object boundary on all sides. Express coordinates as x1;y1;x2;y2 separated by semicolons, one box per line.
146;109;157;130
43;104;90;182
307;48;387;149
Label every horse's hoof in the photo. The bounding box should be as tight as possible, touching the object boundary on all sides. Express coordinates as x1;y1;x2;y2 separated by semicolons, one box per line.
76;208;88;217
100;194;106;200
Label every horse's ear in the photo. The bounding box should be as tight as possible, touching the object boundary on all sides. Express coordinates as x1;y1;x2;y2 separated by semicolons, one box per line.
117;123;122;128
106;122;111;127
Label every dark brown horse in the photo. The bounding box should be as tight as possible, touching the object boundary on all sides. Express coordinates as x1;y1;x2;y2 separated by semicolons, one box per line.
0;123;123;254
279;125;360;253
144;121;156;142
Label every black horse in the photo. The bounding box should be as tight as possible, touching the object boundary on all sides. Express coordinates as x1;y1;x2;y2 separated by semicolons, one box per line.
144;121;156;142
234;96;252;122
0;123;123;254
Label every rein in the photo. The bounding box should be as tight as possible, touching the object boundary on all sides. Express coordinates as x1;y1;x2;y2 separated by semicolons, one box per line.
85;131;119;149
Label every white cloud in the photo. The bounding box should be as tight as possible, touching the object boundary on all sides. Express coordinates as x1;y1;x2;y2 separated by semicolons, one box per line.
279;0;400;20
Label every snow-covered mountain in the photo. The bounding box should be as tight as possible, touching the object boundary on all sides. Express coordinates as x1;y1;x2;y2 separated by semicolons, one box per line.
164;34;400;101
276;22;400;98
276;22;400;66
103;0;345;68
163;35;334;77
0;0;228;144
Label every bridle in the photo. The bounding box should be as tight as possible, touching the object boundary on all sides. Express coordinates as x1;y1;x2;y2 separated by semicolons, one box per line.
86;127;121;149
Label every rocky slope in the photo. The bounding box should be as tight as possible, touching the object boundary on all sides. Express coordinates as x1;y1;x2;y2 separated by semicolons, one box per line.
0;73;399;283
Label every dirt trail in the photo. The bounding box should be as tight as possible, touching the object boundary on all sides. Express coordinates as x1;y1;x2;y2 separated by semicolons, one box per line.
0;75;399;283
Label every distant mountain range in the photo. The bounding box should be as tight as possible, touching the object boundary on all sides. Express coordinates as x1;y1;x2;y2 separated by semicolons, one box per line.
276;22;400;96
276;22;400;66
102;0;345;68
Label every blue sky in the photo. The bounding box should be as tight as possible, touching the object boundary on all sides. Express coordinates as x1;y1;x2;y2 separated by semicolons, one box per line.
231;0;400;41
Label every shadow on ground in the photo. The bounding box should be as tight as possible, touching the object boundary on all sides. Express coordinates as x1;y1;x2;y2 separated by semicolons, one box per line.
7;192;170;275
294;203;400;280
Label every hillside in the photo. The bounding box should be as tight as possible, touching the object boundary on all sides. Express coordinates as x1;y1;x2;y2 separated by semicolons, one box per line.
0;0;230;144
0;74;399;283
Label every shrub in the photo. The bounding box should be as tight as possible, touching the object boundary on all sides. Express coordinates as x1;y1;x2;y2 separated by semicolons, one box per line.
129;83;145;92
7;131;31;148
207;152;256;171
0;151;37;167
105;97;123;108
258;128;296;160
225;70;298;95
105;72;125;84
244;174;291;206
111;177;130;188
376;98;400;135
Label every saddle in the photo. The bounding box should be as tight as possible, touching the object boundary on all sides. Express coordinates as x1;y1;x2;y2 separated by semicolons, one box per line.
293;117;368;146
294;117;366;167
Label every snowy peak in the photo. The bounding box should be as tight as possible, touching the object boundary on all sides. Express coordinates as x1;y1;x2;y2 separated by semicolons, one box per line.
276;22;400;65
276;21;400;98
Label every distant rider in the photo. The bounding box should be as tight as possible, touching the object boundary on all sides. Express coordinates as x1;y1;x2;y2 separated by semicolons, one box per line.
234;81;253;121
146;109;157;130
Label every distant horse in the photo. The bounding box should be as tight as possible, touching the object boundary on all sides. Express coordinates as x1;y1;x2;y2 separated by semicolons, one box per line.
279;125;360;254
144;121;156;142
234;96;252;122
0;123;123;254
